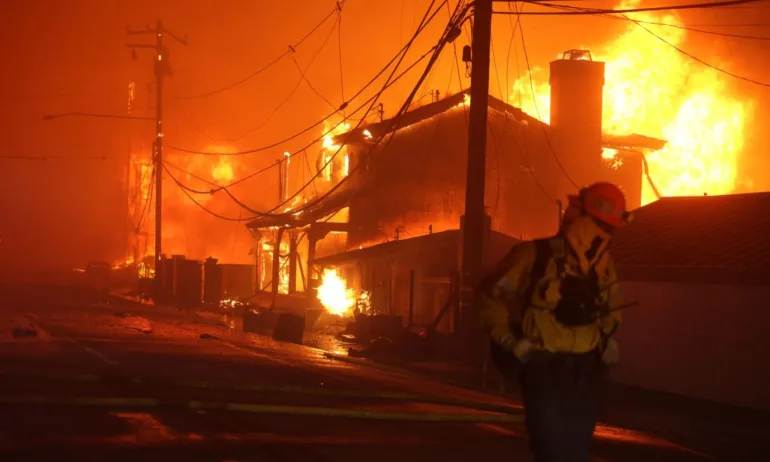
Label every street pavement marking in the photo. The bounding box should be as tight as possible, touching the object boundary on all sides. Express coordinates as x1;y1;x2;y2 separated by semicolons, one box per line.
475;423;519;436
64;337;120;366
0;394;523;423
0;371;522;416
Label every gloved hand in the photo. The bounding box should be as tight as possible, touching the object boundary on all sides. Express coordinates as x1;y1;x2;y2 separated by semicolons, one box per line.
601;337;620;364
499;333;535;364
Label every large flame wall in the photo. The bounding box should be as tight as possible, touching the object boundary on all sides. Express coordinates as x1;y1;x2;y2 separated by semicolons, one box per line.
512;1;755;205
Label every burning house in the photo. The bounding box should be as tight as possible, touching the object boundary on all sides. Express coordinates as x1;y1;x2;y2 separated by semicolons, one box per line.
246;50;666;316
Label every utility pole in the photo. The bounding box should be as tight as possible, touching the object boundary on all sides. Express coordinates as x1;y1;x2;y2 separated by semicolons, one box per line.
459;0;492;360
127;20;187;298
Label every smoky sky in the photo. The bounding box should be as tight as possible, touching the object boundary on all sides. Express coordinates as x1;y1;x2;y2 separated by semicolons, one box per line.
1;0;768;270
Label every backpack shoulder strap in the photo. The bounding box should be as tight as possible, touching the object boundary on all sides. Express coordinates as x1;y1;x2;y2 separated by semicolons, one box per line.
523;238;553;305
549;235;567;276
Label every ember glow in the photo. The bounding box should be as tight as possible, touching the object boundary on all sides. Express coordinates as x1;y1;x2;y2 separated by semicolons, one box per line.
124;142;262;266
512;0;754;205
316;268;355;316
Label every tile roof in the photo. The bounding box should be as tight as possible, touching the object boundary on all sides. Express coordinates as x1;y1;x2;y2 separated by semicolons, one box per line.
612;192;770;269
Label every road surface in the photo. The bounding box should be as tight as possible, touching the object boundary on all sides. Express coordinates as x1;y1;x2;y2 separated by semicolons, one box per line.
0;283;764;461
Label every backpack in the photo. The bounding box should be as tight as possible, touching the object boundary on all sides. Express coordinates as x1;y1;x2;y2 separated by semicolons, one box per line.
528;236;610;328
487;236;606;380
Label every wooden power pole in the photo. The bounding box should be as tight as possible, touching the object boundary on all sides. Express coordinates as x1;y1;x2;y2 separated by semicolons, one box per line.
127;20;186;298
459;0;492;354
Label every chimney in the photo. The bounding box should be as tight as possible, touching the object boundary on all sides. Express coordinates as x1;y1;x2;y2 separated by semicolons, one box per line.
549;49;605;189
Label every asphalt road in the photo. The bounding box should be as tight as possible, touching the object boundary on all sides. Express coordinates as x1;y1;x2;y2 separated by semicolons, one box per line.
0;284;762;461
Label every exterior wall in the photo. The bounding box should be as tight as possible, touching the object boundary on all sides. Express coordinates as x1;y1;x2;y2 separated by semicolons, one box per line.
347;110;560;247
612;279;770;411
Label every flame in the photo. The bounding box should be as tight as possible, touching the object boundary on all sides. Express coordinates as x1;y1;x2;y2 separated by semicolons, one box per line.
602;148;623;169
259;237;293;294
453;93;471;110
322;121;350;152
111;255;155;278
356;291;374;314
282;195;307;213
321;120;352;183
220;297;244;310
512;0;754;205
316;268;355;316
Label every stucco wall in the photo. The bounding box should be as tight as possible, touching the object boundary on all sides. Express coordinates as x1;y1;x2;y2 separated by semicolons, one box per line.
611;280;770;411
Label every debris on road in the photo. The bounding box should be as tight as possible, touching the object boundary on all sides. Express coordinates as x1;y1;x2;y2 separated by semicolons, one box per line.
124;316;153;334
272;313;305;345
349;337;394;359
113;311;128;318
199;333;220;340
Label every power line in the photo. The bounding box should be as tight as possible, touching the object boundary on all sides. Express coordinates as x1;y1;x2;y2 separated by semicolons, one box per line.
168;0;455;222
282;0;470;222
680;22;770;27
487;21;506;217
336;2;346;111
163;163;255;222
195;15;342;144
168;41;443;204
624;17;770;41
173;4;342;100
135;166;156;234
624;14;770;87
496;1;555;204
533;1;770;40
446;1;469;127
504;1;522;104
517;10;579;189
494;0;765;15
227;0;457;219
165;1;448;158
0;155;116;160
168;37;444;196
232;0;467;222
291;54;339;112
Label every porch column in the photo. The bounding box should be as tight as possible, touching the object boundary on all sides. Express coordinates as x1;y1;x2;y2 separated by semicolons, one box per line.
288;232;298;294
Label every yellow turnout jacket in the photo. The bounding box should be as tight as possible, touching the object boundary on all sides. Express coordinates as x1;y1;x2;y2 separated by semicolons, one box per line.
477;216;623;354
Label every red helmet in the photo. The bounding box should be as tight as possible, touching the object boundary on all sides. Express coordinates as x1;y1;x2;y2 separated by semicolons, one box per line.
568;182;631;229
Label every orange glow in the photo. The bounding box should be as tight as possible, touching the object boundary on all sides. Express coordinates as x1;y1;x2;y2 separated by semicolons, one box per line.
512;0;754;205
211;159;234;184
142;143;260;265
317;268;355;316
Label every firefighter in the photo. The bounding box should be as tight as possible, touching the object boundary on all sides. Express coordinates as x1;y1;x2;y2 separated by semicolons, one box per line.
477;182;631;462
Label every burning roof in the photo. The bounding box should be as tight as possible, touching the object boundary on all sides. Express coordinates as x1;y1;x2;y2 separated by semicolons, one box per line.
245;89;666;232
245;188;355;231
333;89;666;152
